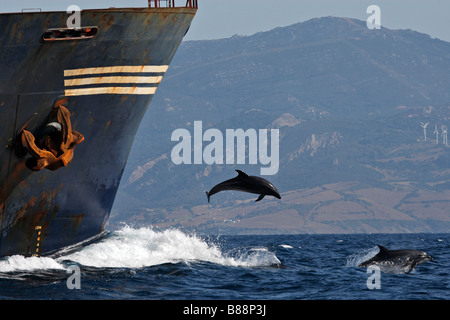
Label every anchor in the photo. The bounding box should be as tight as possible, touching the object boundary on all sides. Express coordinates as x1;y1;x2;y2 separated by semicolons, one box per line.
20;99;84;171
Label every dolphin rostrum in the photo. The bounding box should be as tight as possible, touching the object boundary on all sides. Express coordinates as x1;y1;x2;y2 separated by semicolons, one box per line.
206;170;281;203
359;245;433;273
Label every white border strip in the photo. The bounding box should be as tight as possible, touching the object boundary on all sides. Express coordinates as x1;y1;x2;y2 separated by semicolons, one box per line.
64;76;163;87
64;65;169;77
65;87;158;96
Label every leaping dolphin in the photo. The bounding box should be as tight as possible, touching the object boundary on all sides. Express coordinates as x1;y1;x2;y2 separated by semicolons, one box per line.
359;245;433;273
206;170;281;203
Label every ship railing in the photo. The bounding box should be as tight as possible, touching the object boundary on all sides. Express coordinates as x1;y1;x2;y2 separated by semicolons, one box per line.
148;0;198;8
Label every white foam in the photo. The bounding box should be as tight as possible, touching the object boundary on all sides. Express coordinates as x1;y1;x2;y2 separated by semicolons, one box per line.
0;255;65;273
230;247;281;267
62;226;281;268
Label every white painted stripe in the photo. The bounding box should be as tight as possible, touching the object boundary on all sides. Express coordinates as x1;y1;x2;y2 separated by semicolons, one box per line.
64;76;163;87
65;86;158;96
64;65;169;77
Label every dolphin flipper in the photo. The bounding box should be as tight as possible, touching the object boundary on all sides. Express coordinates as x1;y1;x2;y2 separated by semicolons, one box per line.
255;194;265;202
206;191;211;203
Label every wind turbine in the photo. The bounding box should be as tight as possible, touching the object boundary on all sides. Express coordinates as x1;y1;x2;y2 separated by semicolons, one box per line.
420;122;429;142
433;124;439;144
441;125;448;147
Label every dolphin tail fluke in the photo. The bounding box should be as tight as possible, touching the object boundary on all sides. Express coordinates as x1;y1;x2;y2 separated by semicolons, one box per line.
206;191;211;203
255;194;265;202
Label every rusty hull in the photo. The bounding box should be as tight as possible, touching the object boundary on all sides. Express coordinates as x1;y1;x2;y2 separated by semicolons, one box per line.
0;7;196;257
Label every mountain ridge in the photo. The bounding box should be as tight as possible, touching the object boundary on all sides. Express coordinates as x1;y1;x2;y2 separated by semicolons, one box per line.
111;17;450;234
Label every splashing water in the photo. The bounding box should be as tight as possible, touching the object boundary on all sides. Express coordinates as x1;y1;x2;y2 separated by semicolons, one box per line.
0;226;281;274
0;255;65;273
345;246;379;267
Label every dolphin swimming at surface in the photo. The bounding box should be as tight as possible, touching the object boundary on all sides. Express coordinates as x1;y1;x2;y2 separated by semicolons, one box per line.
205;170;281;203
358;245;433;273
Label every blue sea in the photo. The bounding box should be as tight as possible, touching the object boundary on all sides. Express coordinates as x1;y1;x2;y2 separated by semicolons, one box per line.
0;225;448;304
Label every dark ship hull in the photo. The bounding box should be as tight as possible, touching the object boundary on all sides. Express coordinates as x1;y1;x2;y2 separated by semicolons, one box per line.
0;4;197;257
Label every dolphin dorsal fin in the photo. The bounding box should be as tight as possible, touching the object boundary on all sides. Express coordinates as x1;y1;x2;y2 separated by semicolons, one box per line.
377;245;389;253
235;170;248;177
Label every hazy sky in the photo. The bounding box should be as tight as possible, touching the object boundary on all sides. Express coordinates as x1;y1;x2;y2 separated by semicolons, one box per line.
1;0;450;42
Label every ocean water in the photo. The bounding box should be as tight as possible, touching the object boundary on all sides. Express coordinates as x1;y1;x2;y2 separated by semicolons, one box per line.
0;225;448;301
